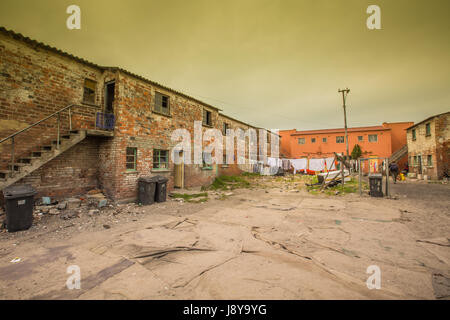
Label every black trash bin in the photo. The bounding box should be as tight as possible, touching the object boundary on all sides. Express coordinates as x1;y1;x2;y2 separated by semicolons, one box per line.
368;173;383;197
155;176;169;203
138;176;159;205
3;184;37;232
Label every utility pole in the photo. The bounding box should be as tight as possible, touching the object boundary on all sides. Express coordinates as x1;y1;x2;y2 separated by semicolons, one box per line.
338;88;350;160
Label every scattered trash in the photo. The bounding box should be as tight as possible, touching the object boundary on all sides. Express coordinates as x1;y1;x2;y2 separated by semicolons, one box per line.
42;197;51;205
10;257;21;263
103;224;111;229
98;199;108;208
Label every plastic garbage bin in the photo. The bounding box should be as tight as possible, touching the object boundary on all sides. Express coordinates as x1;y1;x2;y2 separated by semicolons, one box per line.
155;176;169;203
138;176;159;205
2;184;37;232
368;173;383;197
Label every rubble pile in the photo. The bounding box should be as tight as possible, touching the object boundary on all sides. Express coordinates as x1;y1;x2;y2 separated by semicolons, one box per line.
33;189;110;221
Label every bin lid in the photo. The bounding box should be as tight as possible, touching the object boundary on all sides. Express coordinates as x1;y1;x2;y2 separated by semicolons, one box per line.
3;184;37;199
369;173;383;178
138;176;159;183
155;176;169;183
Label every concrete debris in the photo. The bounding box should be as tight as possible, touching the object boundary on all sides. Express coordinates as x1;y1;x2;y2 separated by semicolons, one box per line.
67;198;81;210
88;209;100;216
56;201;67;210
60;210;79;220
49;208;59;215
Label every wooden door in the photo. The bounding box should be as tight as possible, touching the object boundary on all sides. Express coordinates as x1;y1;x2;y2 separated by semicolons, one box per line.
174;151;184;188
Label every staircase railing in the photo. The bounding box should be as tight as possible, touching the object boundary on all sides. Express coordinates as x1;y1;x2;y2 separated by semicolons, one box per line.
389;145;408;163
0;104;78;178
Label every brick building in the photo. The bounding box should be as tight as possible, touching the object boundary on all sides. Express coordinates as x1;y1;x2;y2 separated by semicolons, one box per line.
406;112;449;180
280;122;413;170
0;27;279;202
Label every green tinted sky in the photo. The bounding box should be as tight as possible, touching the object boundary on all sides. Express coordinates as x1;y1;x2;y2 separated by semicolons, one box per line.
1;0;449;130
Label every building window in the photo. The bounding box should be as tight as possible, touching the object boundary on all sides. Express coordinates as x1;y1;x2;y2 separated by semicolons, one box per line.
412;129;416;141
427;155;432;166
202;151;212;169
322;137;327;143
223;123;230;135
358;136;363;142
83;79;97;104
223;153;228;165
311;138;316;143
153;149;169;170
426;123;431;136
368;134;378;142
298;138;305;144
126;147;137;171
267;132;270;143
154;92;170;115
413;156;418;165
203;109;212;126
336;136;344;143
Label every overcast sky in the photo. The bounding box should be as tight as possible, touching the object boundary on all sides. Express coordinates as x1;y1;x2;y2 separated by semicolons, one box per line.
1;0;449;130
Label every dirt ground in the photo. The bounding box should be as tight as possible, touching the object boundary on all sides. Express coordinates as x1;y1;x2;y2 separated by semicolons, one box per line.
0;175;449;300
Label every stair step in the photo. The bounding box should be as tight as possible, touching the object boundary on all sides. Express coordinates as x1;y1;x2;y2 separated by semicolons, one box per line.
31;150;50;157
8;163;29;171
41;145;53;151
18;157;33;164
70;130;80;134
62;135;71;139
0;170;11;179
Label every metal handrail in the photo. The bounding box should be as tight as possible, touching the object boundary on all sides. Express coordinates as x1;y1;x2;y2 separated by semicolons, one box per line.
0;104;77;144
0;104;79;178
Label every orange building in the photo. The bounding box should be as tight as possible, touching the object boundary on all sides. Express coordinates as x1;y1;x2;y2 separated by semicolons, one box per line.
280;122;413;170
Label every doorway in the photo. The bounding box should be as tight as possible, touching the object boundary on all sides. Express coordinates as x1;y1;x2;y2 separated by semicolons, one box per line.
417;155;422;174
105;81;115;114
174;150;184;188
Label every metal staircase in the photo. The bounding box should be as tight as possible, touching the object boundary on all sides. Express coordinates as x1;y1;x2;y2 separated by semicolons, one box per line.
0;104;112;191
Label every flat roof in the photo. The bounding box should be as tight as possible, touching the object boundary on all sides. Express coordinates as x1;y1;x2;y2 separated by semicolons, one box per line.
291;125;390;136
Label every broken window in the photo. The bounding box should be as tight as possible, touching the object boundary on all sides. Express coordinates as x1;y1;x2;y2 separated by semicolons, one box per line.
368;134;378;142
413;156;418;165
427;155;432;166
203;109;212;126
154;92;170;115
126;147;137;171
223;122;230;135
202;151;212;168
426;123;431;136
298;138;305;144
412;129;416;141
336;136;344;143
83;79;97;104
153;149;169;169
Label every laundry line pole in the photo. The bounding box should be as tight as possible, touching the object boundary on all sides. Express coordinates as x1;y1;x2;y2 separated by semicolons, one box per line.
338;88;350;160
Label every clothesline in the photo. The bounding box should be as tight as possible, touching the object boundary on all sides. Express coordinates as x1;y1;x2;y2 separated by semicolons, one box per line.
267;157;337;174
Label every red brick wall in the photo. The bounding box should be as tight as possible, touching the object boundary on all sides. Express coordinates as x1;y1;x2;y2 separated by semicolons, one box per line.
0;32;104;171
6;137;100;202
